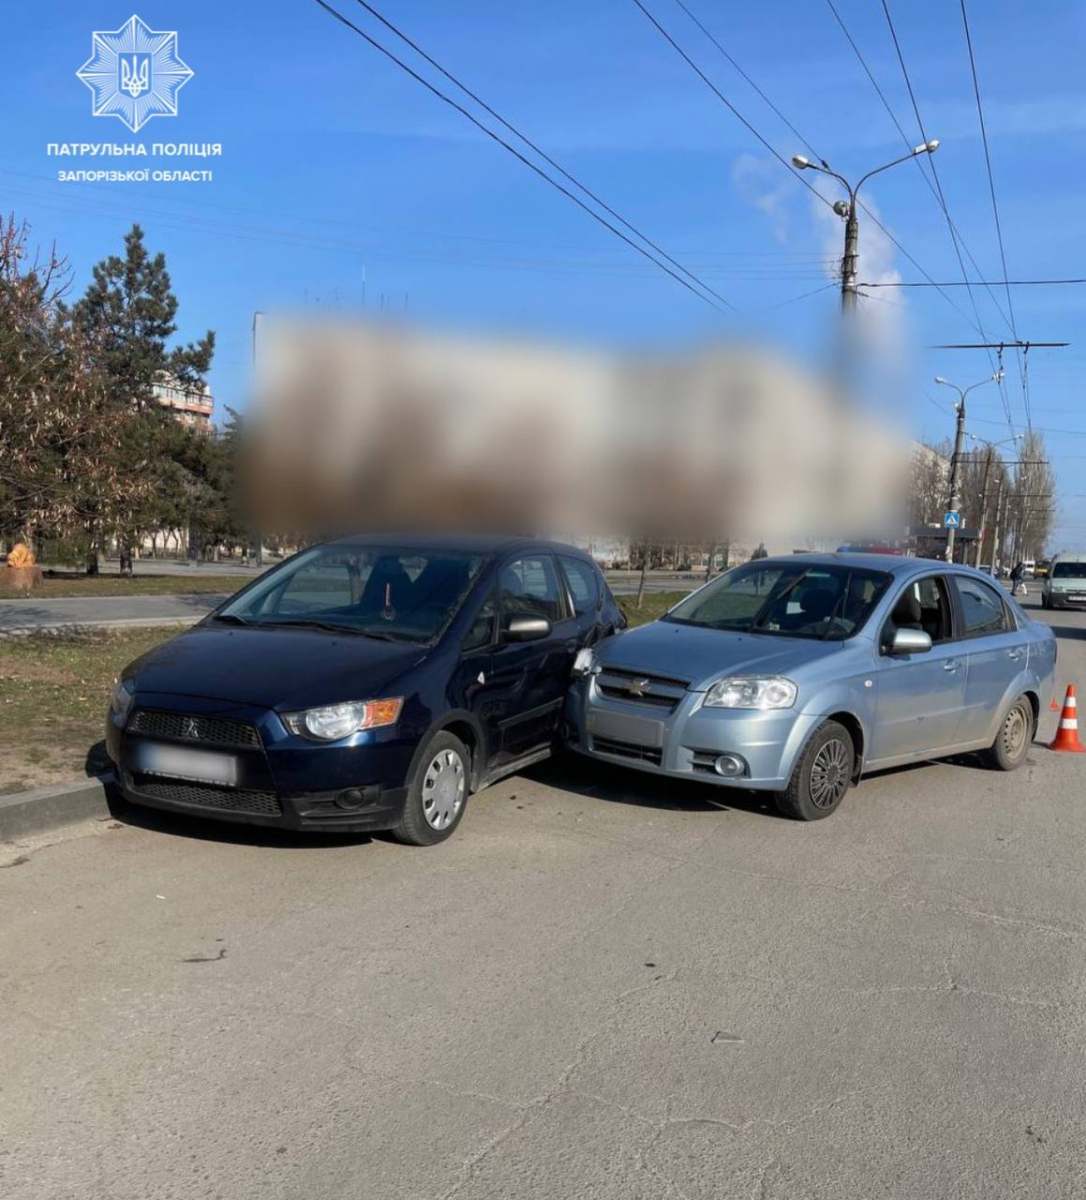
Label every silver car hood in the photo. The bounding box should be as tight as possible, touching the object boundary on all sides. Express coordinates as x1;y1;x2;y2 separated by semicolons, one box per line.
597;620;848;691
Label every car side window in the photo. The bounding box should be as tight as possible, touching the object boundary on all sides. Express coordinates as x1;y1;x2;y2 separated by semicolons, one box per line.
499;555;565;623
462;591;496;652
954;576;1009;637
559;555;599;617
884;576;954;647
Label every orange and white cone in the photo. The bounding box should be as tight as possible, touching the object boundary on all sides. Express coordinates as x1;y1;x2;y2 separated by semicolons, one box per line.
1050;685;1086;754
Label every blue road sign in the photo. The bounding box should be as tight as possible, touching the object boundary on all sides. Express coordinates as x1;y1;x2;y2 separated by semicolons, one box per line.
944;511;961;528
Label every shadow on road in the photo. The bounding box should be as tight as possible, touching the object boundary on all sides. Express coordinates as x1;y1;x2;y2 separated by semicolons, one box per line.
524;754;782;819
101;780;375;851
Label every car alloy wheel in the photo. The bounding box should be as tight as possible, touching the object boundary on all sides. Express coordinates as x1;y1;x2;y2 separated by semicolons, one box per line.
809;736;851;809
421;748;466;830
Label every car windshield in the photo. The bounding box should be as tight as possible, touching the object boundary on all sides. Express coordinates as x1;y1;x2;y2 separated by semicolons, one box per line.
217;546;485;643
1052;561;1086;579
662;562;891;640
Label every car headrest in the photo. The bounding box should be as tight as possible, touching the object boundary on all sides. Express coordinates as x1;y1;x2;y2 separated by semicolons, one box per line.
892;590;923;625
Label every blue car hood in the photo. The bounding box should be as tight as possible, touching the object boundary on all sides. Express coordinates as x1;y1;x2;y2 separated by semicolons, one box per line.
596;620;846;691
127;623;427;710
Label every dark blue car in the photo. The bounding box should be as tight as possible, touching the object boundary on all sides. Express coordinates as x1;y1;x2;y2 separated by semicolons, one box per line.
105;535;625;844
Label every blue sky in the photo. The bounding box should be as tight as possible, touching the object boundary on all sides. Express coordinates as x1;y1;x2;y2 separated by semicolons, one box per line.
4;0;1085;543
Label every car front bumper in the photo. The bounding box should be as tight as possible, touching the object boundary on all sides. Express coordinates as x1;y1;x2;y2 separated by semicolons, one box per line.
565;678;821;791
106;691;414;833
1046;591;1086;609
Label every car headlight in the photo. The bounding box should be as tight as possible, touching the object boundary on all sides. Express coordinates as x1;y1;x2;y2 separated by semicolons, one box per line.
282;698;403;742
110;676;135;721
702;676;797;710
572;647;598;676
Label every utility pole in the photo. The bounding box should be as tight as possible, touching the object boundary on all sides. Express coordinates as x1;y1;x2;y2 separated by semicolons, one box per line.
989;482;1005;573
974;445;994;567
792;141;939;315
841;206;859;315
946;402;967;564
934;372;1003;563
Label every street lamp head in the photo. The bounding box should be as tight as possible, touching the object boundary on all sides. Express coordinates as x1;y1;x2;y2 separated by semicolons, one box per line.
934;375;949;385
791;155;810;169
925;139;940;153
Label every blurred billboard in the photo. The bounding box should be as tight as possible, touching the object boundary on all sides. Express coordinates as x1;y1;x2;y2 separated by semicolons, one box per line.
248;314;909;548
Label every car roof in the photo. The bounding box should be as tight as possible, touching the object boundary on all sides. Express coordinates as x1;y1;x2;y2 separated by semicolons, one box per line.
1053;552;1086;562
752;552;996;580
323;532;593;558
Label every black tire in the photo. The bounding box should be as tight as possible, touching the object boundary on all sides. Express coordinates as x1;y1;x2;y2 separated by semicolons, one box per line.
391;731;471;846
775;720;854;821
983;695;1034;771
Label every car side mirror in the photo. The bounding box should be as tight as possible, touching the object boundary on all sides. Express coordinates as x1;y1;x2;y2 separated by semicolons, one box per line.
503;613;552;643
889;627;932;656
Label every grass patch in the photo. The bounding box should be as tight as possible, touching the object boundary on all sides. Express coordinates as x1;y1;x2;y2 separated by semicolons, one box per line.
0;625;188;794
0;572;248;599
618;591;687;626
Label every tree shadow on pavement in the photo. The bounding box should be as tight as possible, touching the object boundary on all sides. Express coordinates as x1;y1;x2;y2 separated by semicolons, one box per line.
524;753;781;819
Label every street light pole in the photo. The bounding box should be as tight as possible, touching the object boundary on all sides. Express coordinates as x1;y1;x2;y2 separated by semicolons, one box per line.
934;372;1004;563
967;432;1023;567
792;142;939;315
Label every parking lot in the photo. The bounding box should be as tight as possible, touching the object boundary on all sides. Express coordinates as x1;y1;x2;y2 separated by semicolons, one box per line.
3;594;1085;1200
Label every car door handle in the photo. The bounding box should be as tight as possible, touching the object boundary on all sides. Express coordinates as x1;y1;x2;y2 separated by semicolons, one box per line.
1007;648;1024;660
943;659;961;672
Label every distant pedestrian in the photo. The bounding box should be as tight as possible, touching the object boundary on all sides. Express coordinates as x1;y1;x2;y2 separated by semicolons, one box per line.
751;541;768;561
1010;561;1027;596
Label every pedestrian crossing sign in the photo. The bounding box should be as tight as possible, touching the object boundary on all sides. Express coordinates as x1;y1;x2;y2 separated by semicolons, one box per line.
944;511;961;528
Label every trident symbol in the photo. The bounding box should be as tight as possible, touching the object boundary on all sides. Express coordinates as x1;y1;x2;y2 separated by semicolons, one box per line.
120;56;149;98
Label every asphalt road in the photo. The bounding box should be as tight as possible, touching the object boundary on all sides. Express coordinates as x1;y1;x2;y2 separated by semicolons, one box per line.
3;598;1085;1200
0;577;690;633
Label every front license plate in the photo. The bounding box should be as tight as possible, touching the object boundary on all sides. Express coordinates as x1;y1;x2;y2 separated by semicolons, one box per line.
586;709;665;747
135;743;237;786
1068;594;1086;603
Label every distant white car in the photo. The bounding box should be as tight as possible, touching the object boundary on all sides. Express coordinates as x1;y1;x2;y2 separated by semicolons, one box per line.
1042;554;1086;610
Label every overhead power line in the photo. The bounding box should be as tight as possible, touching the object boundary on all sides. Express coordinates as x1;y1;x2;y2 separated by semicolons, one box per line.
344;0;737;310
959;0;1029;426
828;0;1017;437
670;0;820;160
862;278;1086;288
637;0;989;338
630;0;835;213
309;0;737;312
881;0;1021;439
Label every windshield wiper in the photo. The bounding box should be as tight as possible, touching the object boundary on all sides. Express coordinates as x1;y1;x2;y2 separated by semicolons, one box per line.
212;613;252;626
258;618;367;636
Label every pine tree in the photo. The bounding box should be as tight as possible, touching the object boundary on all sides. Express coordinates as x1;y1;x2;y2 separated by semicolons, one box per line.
71;224;215;572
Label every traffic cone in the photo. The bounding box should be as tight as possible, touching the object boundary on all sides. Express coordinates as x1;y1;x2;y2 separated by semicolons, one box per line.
1049;686;1086;754
1050;696;1061;712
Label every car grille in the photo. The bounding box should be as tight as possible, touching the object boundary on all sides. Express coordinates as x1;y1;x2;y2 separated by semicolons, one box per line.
128;709;262;749
129;774;282;817
594;668;689;714
591;735;663;767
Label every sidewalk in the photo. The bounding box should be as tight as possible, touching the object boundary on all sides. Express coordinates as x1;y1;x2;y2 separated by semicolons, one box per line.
0;593;223;635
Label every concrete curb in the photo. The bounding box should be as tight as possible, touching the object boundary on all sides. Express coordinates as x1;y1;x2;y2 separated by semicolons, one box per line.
0;775;114;841
0;616;202;639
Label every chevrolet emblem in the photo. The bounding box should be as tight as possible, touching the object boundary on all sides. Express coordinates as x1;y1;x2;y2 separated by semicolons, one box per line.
626;678;651;697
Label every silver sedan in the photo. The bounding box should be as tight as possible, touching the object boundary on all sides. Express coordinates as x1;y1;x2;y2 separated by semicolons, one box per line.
566;554;1056;820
